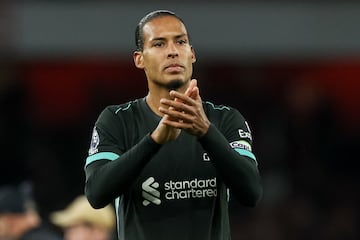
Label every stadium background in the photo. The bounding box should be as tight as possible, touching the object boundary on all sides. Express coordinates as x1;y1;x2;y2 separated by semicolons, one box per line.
1;1;359;239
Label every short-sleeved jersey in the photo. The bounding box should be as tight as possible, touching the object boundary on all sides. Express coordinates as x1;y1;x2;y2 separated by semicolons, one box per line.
85;98;256;240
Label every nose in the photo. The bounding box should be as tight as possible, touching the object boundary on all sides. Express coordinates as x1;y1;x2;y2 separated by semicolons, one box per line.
167;42;179;58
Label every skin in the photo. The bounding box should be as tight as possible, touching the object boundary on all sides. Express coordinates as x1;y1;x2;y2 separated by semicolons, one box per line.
64;224;110;240
133;15;210;144
0;210;41;239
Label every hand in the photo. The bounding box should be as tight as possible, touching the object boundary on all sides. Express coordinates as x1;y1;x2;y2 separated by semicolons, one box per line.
150;80;198;144
150;113;181;144
159;79;210;137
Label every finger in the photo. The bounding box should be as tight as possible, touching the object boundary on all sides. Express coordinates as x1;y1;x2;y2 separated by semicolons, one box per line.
162;118;193;129
175;79;196;104
169;91;196;105
185;79;197;96
159;103;196;122
160;99;195;115
159;105;195;119
188;86;199;99
160;109;192;122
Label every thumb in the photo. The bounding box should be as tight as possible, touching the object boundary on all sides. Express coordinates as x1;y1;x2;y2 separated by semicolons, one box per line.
189;86;199;99
185;79;197;97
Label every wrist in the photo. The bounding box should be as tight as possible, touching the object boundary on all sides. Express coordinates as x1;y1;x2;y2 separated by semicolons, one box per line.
199;120;211;137
150;131;163;144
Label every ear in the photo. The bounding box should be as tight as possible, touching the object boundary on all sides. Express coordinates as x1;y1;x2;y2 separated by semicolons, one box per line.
133;51;144;69
191;46;196;63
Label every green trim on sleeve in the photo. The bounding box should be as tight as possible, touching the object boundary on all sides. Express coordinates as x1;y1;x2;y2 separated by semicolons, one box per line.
86;152;120;166
234;148;258;165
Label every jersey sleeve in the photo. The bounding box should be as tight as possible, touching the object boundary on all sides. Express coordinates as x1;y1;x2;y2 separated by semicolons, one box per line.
199;105;262;206
85;107;123;168
84;106;162;209
222;108;258;166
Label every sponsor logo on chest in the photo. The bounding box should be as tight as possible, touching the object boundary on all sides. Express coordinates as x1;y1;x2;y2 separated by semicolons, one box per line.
141;177;217;206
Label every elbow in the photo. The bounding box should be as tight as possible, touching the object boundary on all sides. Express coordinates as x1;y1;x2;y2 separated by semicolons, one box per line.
85;182;110;209
243;169;263;207
86;195;106;210
246;184;263;207
243;193;262;207
236;183;263;207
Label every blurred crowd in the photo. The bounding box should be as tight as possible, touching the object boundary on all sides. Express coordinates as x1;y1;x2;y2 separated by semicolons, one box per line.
0;182;115;240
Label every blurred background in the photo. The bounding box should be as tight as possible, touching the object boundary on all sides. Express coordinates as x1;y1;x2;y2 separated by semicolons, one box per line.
1;0;359;239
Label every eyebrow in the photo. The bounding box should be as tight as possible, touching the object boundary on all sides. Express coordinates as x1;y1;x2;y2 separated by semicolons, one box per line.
150;34;188;42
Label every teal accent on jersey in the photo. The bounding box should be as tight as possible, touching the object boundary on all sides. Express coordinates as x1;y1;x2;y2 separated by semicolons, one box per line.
205;101;230;111
234;148;257;164
86;152;120;166
115;103;131;114
115;99;139;114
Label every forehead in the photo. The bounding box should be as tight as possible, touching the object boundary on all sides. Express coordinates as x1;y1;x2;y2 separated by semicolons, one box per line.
142;16;188;40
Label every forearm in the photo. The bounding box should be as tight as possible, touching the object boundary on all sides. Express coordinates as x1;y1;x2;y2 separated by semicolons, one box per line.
199;124;262;206
85;133;161;208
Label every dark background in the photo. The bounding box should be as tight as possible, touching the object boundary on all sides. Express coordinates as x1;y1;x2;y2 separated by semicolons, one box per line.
1;1;359;239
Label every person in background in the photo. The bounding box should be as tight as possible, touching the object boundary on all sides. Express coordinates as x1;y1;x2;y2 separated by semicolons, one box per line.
0;183;62;240
50;195;115;240
84;9;262;240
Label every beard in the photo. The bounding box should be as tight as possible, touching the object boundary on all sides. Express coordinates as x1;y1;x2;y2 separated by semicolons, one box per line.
155;79;184;91
166;79;184;90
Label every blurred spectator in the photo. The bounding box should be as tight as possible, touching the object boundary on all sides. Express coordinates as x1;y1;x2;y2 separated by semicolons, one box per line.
0;182;62;240
50;195;116;240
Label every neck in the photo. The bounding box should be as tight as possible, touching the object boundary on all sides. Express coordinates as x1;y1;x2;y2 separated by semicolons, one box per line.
145;91;168;117
146;81;189;116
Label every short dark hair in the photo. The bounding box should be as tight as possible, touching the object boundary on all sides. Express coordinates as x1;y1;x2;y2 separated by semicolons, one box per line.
135;10;187;51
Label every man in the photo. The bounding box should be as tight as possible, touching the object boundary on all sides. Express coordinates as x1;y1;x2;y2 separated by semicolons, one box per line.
0;183;62;240
50;195;116;240
84;10;262;240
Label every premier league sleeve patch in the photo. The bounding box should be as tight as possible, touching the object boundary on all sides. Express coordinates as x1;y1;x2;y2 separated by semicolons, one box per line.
88;127;100;155
230;140;257;165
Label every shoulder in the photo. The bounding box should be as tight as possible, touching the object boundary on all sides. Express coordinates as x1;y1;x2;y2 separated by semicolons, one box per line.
204;101;231;111
105;99;142;115
203;101;250;135
204;101;244;120
98;99;142;119
94;99;143;130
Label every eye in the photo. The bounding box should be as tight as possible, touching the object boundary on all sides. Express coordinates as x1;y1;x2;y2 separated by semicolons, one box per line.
177;39;187;45
153;41;164;47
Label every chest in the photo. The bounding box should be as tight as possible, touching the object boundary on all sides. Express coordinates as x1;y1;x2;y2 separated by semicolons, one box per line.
142;132;216;180
122;115;216;179
125;127;218;209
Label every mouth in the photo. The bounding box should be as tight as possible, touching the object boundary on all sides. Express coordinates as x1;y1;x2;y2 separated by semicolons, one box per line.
164;64;184;72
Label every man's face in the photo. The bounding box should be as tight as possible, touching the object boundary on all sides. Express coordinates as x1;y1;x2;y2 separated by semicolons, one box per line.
134;16;196;89
0;214;26;240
